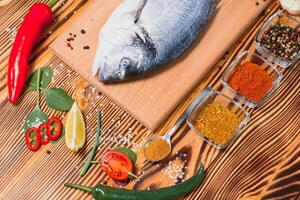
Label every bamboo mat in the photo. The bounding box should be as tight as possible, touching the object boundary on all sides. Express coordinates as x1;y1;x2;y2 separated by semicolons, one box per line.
0;1;299;200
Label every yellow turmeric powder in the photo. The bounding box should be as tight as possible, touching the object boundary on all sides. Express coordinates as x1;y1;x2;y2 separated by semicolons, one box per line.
195;103;240;145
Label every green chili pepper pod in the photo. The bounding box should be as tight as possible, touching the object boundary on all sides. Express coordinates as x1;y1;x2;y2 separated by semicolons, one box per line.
65;163;204;200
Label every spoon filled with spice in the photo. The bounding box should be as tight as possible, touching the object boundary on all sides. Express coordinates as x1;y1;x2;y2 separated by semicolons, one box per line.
143;88;210;162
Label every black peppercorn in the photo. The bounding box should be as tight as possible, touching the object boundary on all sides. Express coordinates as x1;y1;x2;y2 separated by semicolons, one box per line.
261;24;300;60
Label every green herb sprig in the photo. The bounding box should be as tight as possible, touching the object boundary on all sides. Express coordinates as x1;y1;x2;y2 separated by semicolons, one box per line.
27;66;53;91
23;67;73;133
28;67;73;111
24;68;48;132
80;112;101;176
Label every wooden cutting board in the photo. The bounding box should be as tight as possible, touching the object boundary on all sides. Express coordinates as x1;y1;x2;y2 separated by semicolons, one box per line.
50;0;271;131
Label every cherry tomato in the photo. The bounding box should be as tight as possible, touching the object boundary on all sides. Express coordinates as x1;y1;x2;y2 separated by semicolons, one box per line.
47;116;62;141
101;150;133;181
39;123;49;145
25;127;41;151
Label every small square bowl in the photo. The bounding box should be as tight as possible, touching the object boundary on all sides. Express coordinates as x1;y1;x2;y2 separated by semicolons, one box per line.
221;50;283;108
255;12;300;68
187;87;250;150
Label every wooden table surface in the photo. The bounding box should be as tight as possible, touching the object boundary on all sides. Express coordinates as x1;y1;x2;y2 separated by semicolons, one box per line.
0;1;299;199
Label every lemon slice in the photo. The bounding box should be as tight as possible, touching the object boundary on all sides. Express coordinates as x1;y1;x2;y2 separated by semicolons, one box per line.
65;102;86;152
279;0;300;15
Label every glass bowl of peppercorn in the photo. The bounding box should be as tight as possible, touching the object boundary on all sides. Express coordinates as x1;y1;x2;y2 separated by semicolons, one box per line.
255;12;300;68
187;87;250;150
221;51;283;108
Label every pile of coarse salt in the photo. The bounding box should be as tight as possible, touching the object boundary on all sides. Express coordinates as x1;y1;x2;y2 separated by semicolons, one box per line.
99;126;150;149
162;162;185;184
160;152;190;184
5;27;17;41
51;63;65;83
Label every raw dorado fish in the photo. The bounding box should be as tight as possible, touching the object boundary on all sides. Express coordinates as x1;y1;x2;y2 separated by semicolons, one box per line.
92;0;217;82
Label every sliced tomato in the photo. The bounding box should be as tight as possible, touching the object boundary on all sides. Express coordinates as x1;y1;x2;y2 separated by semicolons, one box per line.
25;127;41;151
101;150;133;181
39;123;49;145
47;116;62;141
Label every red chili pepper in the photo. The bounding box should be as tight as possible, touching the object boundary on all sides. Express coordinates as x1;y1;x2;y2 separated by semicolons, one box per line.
8;3;53;104
25;127;42;151
47;117;62;141
39;123;49;145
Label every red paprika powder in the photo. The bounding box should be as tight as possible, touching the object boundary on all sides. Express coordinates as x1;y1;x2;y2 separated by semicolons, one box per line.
228;62;273;102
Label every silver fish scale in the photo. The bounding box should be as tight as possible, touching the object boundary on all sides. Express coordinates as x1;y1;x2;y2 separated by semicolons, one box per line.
138;0;215;63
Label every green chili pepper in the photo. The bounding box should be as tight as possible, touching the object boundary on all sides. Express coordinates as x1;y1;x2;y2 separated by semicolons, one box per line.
65;163;204;200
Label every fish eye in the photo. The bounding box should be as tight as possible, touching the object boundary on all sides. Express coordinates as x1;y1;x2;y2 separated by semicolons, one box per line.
120;57;131;69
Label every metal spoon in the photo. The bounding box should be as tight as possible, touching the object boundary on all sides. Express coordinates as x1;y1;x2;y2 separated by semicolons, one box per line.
144;88;210;162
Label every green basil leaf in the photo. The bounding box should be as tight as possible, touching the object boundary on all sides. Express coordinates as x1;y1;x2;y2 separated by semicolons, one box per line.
114;147;137;165
28;67;53;91
45;88;73;111
23;105;48;133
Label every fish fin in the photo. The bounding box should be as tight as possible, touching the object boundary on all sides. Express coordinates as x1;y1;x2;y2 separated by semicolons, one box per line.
100;0;147;34
133;27;157;56
113;0;147;23
132;0;147;22
133;27;146;44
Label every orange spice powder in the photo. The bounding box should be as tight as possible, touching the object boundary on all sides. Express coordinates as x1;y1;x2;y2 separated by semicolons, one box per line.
228;62;273;102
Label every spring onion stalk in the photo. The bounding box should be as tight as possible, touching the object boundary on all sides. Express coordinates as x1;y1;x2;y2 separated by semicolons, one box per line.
47;0;59;8
80;112;101;176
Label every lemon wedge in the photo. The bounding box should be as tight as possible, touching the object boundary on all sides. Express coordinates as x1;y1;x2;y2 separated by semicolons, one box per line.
279;0;300;15
65;102;86;152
